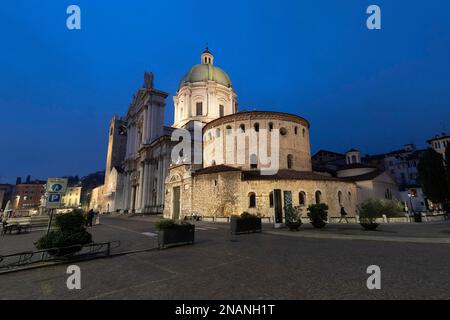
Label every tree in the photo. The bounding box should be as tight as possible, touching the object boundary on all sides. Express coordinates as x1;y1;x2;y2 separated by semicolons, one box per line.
417;149;448;204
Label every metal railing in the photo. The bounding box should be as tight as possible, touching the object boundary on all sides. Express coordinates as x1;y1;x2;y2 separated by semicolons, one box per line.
0;241;121;272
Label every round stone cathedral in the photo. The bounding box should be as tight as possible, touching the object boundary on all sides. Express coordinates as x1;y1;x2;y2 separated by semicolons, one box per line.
164;49;358;221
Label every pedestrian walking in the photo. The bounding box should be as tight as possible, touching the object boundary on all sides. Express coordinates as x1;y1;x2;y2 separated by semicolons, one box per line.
88;209;94;227
339;206;349;223
95;211;100;225
1;210;11;234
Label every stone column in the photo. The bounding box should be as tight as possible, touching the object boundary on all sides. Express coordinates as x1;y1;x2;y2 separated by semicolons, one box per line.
126;127;131;157
187;93;192;118
147;105;152;143
161;155;168;207
137;163;145;211
142;162;150;211
156;157;163;206
151;105;157;142
130;186;136;212
148;160;155;208
129;126;135;156
123;174;129;211
142;107;148;144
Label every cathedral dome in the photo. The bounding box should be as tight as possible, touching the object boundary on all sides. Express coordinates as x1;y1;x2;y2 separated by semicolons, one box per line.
178;49;232;90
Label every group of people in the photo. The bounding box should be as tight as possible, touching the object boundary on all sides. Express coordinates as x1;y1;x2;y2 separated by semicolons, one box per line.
83;209;98;227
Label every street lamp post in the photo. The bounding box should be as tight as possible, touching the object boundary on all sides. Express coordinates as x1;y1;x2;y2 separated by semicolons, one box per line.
408;192;415;215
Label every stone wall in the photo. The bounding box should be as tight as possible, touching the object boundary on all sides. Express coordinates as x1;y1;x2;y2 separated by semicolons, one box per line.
165;170;358;219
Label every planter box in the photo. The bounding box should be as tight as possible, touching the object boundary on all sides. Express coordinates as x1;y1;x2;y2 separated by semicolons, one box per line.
310;220;327;229
360;223;379;231
158;225;195;249
286;221;302;231
230;217;262;234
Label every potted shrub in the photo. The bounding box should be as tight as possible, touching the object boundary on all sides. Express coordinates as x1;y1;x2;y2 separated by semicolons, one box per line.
285;205;302;231
230;212;262;234
380;199;405;219
307;203;328;229
156;219;195;249
358;199;383;230
35;210;92;257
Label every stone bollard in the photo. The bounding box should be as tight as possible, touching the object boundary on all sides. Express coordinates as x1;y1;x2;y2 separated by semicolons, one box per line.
355;215;360;223
382;214;388;223
421;213;427;222
405;213;411;223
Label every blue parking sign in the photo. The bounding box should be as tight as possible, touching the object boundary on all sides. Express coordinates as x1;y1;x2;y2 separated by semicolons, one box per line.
47;192;62;208
48;193;61;203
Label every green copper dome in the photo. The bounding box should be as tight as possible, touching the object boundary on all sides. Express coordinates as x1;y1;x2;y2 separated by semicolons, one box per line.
178;64;232;90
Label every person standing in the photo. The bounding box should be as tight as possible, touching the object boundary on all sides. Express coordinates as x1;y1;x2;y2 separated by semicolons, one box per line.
1;210;10;234
88;209;94;227
339;206;349;223
83;210;89;227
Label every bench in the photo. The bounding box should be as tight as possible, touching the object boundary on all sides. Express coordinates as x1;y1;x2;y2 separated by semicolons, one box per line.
1;218;32;235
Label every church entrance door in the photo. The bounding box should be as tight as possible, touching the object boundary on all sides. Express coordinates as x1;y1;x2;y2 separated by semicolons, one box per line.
273;189;283;228
172;186;181;220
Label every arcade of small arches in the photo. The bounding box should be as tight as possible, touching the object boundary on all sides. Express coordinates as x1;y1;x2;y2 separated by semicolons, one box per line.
247;189;353;210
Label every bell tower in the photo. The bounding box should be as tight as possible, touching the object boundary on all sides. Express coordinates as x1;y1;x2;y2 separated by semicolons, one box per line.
201;46;214;65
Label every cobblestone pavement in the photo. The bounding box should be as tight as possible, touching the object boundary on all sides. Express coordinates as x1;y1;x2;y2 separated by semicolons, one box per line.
1;217;450;300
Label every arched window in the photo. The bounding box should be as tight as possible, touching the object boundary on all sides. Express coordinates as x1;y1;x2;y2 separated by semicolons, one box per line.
269;191;274;208
239;124;245;133
287;154;293;169
211;160;216;166
196;102;203;116
280;127;287;136
299;191;306;206
315;191;322;204
250;154;258;169
338;191;343;206
294;126;298;135
249;192;256;208
254;123;260;132
226;125;232;135
219;105;224;117
385;188;392;200
216;128;221;138
268;122;274;132
302;128;306;137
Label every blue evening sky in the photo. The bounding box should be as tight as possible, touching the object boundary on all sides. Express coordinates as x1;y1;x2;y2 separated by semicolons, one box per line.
1;0;449;183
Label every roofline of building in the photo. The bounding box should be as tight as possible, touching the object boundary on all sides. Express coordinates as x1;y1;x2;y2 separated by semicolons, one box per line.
203;110;310;131
427;135;450;144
